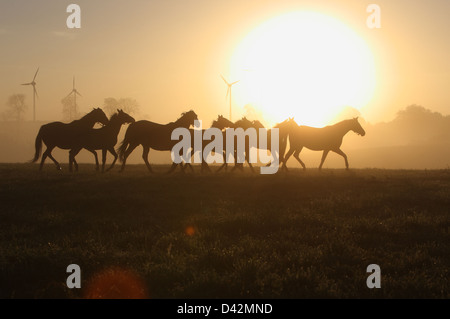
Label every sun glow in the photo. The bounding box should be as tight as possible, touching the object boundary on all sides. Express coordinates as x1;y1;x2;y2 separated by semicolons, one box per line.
230;12;376;127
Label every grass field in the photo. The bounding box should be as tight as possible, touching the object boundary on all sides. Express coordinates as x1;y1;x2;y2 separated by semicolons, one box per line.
0;163;449;298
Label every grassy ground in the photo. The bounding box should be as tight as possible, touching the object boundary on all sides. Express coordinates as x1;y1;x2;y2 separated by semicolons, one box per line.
0;163;449;298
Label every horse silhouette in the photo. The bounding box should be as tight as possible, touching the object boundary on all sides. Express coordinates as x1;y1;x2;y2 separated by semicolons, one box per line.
176;115;236;174
211;115;235;130
283;117;366;170
215;117;261;173
117;110;198;173
31;108;109;171
68;109;135;172
167;114;243;174
267;117;295;166
228;119;291;173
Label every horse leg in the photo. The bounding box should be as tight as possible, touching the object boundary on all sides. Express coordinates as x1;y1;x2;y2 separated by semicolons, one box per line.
47;153;62;170
68;151;74;172
245;150;255;173
186;162;196;173
231;148;244;172
141;146;154;173
101;149;107;173
293;148;306;170
69;149;80;172
319;150;330;170
86;149;99;171
41;147;61;171
216;152;227;173
106;147;118;172
73;156;79;172
216;162;227;172
39;149;49;171
201;161;211;174
120;143;138;172
282;148;295;171
333;148;349;170
166;163;179;174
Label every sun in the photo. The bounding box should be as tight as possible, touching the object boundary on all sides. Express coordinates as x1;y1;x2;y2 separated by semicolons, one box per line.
230;11;376;127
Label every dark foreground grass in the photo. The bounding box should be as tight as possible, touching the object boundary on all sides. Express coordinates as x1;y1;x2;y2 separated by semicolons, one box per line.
0;163;449;298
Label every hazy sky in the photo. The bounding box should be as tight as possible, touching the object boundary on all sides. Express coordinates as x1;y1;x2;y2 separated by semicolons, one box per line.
1;0;449;125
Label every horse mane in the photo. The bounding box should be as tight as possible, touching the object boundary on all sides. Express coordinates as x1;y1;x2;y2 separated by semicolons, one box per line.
109;112;119;122
180;110;194;118
329;118;354;128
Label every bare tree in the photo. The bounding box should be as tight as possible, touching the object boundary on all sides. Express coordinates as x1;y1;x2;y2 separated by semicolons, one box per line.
103;97;139;116
3;94;28;121
61;95;80;121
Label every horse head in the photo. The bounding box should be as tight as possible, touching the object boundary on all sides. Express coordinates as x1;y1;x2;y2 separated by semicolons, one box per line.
212;114;234;129
251;120;265;129
234;116;253;129
90;108;109;126
180;110;198;128
275;117;297;132
116;109;135;124
351;117;366;136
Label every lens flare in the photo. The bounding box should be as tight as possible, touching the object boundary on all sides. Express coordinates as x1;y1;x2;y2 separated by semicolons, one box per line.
84;267;149;299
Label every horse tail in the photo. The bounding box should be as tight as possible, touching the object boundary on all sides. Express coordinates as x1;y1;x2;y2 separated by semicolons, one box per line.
30;127;43;163
117;137;129;163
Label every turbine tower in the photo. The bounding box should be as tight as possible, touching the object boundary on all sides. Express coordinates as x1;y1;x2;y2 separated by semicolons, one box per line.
64;76;82;120
21;67;39;121
221;75;239;121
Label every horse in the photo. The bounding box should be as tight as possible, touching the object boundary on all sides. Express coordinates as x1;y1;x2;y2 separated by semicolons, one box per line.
211;115;235;130
230;119;291;173
215;117;261;173
262;117;294;167
117;110;198;173
178;115;236;174
68;109;135;172
31;108;109;171
282;117;366;170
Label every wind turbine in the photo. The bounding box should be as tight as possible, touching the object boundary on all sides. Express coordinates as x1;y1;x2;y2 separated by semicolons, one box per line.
21;67;39;121
64;76;82;120
221;75;239;121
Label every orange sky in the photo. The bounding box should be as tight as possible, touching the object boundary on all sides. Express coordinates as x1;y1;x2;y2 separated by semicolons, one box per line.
0;0;449;125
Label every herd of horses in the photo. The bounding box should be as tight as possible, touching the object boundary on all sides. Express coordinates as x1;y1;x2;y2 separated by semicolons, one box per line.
30;108;366;173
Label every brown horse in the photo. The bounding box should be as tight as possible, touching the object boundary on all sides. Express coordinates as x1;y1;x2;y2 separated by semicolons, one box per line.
283;117;366;170
69;109;135;172
118;110;198;172
31;108;109;171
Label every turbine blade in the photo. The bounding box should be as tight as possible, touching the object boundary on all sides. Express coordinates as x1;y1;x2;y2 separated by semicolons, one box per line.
76;91;82;97
230;80;240;86
226;87;230;99
221;75;229;85
22;83;31;86
33;67;40;81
